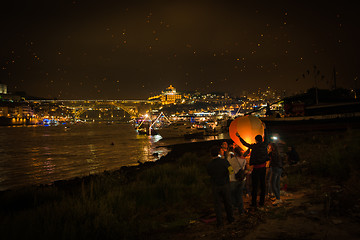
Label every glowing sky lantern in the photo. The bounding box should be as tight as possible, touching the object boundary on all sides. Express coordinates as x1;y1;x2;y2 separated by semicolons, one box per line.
229;115;265;150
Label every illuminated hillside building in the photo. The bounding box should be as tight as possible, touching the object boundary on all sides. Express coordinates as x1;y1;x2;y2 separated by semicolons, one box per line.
148;85;182;105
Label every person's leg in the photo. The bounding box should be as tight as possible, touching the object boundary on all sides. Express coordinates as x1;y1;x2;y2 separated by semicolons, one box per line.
223;184;234;223
275;168;282;199
265;167;272;196
245;174;251;197
238;180;245;213
259;167;266;206
230;181;237;207
272;167;282;199
251;170;259;206
213;186;223;226
271;167;278;199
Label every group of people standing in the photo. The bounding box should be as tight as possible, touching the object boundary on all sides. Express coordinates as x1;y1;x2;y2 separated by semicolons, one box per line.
207;133;289;227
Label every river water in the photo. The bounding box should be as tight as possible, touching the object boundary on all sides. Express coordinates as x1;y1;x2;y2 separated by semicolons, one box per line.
0;123;227;191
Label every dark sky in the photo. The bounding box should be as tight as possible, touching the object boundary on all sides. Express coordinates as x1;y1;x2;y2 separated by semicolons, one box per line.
1;0;359;100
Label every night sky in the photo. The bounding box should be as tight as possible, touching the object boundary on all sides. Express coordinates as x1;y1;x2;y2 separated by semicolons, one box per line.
1;0;359;100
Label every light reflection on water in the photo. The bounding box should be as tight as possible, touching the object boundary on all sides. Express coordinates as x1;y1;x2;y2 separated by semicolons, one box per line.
0;123;227;191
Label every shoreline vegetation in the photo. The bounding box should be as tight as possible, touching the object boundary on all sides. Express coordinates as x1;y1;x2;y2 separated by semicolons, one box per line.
1;131;360;239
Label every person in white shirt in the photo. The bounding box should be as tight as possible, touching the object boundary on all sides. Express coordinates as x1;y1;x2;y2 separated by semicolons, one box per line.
228;145;247;215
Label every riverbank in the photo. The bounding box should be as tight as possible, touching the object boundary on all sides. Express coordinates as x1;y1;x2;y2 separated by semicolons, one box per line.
1;131;360;239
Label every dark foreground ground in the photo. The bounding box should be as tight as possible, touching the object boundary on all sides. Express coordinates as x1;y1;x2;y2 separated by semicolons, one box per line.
1;130;360;240
167;178;360;240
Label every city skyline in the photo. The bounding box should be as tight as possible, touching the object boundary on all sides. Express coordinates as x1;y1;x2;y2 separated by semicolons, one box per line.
1;1;359;100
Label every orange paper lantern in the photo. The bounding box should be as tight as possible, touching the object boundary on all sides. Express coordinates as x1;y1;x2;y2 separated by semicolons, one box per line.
229;115;265;150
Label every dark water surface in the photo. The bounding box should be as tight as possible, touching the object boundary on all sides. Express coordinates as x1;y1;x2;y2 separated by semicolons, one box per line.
0;123;165;191
0;123;227;191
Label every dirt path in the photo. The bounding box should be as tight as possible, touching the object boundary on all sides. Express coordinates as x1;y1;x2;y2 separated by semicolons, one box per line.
171;189;360;240
243;190;360;239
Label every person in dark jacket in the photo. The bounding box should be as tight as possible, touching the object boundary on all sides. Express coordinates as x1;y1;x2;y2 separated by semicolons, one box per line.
287;146;300;165
269;142;283;205
236;133;268;207
207;145;234;227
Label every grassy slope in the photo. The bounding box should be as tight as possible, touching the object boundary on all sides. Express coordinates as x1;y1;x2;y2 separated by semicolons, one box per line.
0;150;213;240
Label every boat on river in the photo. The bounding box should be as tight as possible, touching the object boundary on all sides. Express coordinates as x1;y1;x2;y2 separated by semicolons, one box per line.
156;121;205;139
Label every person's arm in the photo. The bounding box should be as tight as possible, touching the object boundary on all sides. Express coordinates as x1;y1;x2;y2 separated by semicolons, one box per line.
236;132;251;148
243;148;250;157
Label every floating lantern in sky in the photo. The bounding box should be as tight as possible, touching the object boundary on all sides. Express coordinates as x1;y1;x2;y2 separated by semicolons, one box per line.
229;115;265;150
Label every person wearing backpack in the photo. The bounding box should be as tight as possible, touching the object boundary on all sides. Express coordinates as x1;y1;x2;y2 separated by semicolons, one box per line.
228;145;247;215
